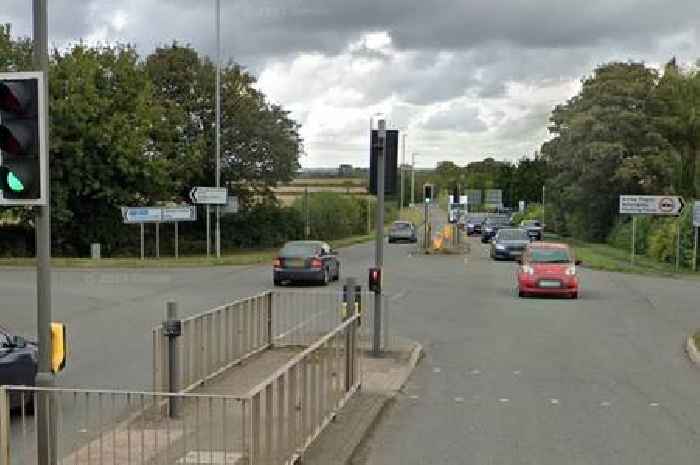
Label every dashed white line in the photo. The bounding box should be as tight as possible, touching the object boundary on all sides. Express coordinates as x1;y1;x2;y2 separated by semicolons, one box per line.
649;402;660;407
498;398;510;403
433;367;442;374
454;397;465;403
549;398;560;405
600;401;612;407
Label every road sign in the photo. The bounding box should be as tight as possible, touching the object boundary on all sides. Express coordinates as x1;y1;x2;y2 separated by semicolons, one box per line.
485;189;503;208
693;200;700;227
619;195;685;216
162;205;196;222
221;195;239;214
189;187;228;205
519;200;526;213
121;207;162;224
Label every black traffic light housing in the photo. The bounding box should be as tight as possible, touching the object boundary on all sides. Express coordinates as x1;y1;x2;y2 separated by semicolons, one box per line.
369;267;382;293
0;72;47;205
423;184;433;203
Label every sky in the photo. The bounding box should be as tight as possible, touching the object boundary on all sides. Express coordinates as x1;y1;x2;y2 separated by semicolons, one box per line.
3;0;700;168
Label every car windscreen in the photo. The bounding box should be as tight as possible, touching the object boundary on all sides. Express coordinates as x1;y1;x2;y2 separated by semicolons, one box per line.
280;244;319;257
497;229;529;241
529;248;571;263
523;220;541;227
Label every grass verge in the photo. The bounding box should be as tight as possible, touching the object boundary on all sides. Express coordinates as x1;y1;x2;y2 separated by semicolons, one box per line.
694;331;700;351
0;233;376;269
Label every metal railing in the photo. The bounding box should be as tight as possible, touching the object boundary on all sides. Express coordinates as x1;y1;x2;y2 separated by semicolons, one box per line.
244;313;360;465
153;292;272;393
0;387;247;465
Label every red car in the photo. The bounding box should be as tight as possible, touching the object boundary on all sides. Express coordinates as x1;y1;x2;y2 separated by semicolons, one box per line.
517;242;580;299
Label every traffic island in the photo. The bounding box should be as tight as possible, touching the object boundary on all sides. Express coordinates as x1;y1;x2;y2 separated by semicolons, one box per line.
687;331;700;366
301;340;423;465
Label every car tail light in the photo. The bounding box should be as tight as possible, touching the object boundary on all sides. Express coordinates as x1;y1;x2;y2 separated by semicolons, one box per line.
310;258;323;269
565;265;576;276
273;258;281;267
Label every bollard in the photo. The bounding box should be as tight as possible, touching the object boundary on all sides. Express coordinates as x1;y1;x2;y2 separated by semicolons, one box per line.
163;301;182;417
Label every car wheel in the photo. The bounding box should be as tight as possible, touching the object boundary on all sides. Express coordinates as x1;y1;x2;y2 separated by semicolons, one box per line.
322;268;330;286
273;278;281;286
334;264;341;281
570;292;578;300
518;290;527;298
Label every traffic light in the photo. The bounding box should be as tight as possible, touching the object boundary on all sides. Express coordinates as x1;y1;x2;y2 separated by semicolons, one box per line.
369;129;399;195
368;267;382;293
423;184;433;203
0;72;47;205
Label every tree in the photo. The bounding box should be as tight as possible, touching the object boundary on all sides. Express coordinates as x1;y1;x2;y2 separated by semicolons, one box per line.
541;62;675;240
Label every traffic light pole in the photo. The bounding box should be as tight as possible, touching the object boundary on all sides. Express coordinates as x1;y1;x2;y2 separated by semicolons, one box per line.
215;0;222;259
373;119;385;356
33;2;56;465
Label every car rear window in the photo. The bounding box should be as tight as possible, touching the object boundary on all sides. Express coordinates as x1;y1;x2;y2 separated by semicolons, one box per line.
497;229;529;241
523;220;541;227
529;248;571;263
393;223;411;230
280;243;319;256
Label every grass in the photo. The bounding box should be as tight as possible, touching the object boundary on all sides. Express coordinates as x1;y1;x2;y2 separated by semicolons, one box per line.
0;233;377;269
539;232;698;278
694;331;700;351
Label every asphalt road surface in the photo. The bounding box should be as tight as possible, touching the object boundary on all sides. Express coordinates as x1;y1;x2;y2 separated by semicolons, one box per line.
356;212;700;464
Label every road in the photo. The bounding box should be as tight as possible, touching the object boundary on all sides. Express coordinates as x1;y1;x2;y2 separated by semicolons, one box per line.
356;210;700;464
3;207;700;464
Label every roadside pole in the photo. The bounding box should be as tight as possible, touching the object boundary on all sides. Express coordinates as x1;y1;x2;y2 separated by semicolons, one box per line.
305;186;310;239
411;153;416;206
33;2;56;465
214;0;222;259
367;197;371;234
206;205;211;258
155;223;160;259
174;223;179;259
631;216;636;266
400;133;406;211
373;119;386;356
693;224;698;272
140;223;145;260
675;218;681;273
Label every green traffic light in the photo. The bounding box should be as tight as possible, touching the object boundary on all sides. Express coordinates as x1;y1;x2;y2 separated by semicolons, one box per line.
6;171;24;192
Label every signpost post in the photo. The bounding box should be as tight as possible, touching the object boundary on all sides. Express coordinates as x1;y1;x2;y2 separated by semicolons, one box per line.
189;187;227;258
693;200;700;271
619;195;686;266
122;206;196;259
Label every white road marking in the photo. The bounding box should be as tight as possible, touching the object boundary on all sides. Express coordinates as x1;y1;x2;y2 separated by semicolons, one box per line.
549;398;560;405
649;402;660;407
433;367;442;373
470;369;481;375
408;395;420;400
600;401;611;407
513;370;521;375
498;398;510;403
390;289;408;301
454;397;465;403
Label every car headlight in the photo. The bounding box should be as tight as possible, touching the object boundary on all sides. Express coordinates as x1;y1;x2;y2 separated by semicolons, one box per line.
565;265;576;276
495;244;506;250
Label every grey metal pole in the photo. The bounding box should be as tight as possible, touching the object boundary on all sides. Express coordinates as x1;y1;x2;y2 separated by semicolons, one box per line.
155;222;160;259
140;223;145;260
32;3;55;465
215;0;222;259
411;153;416;207
175;222;179;259
165;301;181;417
693;225;698;272
631;216;636;266
400;133;406;211
675;218;681;272
373;120;386;356
542;184;546;234
206;204;211;258
367;196;371;234
304;186;310;239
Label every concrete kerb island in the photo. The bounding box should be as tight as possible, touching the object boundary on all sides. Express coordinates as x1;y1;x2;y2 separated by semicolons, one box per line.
686;332;700;366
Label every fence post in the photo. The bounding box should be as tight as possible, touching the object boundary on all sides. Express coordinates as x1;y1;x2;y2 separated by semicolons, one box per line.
266;291;273;347
163;301;182;417
0;387;9;465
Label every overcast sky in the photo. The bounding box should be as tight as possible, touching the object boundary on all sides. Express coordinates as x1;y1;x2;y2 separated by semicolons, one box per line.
3;1;700;168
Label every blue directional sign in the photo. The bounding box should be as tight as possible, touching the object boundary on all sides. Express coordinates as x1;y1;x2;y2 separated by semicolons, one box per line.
121;207;162;224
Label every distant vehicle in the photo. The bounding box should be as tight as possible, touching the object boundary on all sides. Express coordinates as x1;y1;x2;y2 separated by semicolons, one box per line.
517;242;580;299
0;324;37;410
520;219;543;241
480;216;511;243
490;228;531;260
388;221;417;243
464;216;486;235
273;241;340;286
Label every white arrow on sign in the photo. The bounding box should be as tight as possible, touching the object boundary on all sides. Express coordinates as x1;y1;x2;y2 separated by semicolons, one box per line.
619;195;685;216
189;187;228;205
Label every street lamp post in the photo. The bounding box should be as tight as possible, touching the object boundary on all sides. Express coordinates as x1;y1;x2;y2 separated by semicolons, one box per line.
400;133;407;211
411;152;418;207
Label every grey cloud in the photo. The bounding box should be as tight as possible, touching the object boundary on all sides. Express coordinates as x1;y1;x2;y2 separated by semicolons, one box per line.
422;105;487;133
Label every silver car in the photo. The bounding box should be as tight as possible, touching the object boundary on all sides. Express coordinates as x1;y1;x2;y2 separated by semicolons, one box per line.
388;221;417;243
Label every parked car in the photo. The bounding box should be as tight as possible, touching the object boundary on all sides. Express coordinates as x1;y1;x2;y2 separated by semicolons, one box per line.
464;216;486;235
520;219;543;241
388;221;417;243
490;228;531;260
517;242;580;299
0;324;38;410
480;216;511;243
273;241;340;286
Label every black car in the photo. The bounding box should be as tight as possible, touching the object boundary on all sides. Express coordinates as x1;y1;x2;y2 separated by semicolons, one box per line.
520;219;544;240
0;325;38;409
464;216;486;235
490;228;531;260
273;240;340;286
480;216;511;243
